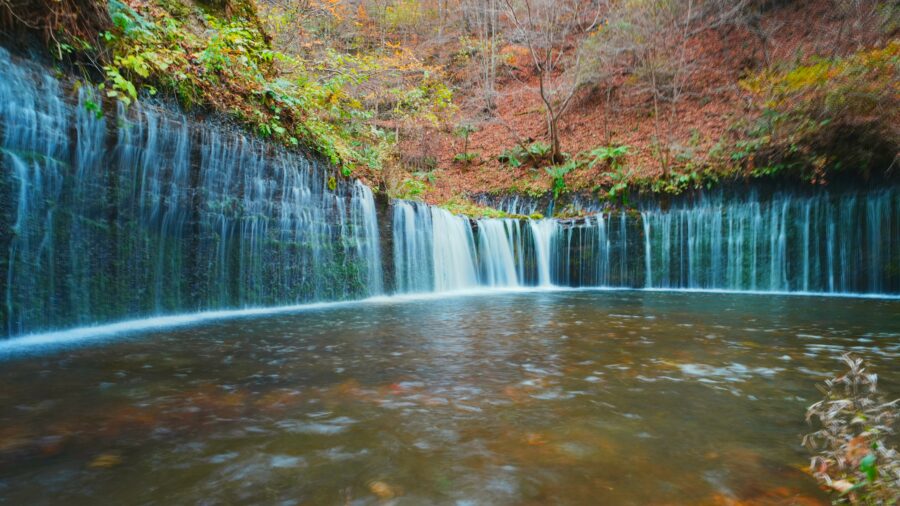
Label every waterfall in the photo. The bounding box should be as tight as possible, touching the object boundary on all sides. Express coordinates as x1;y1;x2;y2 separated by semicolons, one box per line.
529;220;556;287
392;201;506;293
431;208;479;291
639;189;898;293
595;214;611;286
2;49;73;335
351;181;384;296
473;194;543;216
2;45;899;339
641;212;653;288
0;48;383;337
392;200;433;293
476;220;521;287
391;206;556;292
392;189;898;296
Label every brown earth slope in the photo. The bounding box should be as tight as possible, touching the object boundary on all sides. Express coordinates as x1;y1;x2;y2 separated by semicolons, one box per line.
397;0;896;206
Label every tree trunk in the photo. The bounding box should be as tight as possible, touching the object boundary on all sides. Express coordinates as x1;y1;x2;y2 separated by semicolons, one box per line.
549;114;563;164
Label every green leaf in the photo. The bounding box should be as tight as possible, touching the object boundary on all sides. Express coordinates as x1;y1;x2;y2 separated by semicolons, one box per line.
84;99;102;119
860;453;877;482
527;141;551;159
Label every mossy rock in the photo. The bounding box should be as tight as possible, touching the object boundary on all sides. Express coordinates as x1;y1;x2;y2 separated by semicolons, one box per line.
193;0;258;19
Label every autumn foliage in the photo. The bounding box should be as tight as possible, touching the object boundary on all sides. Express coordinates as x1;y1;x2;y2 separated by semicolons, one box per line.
3;0;897;209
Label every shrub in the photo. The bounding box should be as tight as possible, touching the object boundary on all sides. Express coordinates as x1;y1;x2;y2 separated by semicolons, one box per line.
803;353;900;504
394;177;429;200
453;123;478;166
527;141;552;161
453;152;479;164
498;141;554;169
587;144;630;171
498;146;526;168
739;42;899;182
442;198;519;219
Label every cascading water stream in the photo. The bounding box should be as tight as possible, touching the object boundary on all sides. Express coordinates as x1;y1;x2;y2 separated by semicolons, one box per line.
390;201;556;292
391;200;433;293
351;180;384;296
0;48;383;337
529;220;556;287
477;220;521;287
639;190;898;293
431;208;479;291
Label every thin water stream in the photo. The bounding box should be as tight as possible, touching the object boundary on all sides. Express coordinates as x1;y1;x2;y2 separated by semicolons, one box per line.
0;290;897;505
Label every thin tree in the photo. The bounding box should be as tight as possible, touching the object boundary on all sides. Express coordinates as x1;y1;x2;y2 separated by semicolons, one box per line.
500;0;602;163
461;0;501;113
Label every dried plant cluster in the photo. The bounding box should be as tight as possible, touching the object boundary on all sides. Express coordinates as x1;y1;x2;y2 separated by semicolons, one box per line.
803;353;900;504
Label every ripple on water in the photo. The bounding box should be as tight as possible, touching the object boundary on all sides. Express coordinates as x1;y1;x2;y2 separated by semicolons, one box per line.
677;363;783;383
275;416;357;435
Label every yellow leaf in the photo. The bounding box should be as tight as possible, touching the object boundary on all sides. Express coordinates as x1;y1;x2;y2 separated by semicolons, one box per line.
829;479;854;493
89;453;122;469
368;480;401;499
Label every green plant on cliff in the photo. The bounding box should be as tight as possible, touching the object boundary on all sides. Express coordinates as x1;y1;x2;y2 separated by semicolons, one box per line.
587;144;630;171
602;165;631;204
442;198;522;219
545;161;576;200
498;145;526;168
527;141;552;163
497;141;555;170
394;177;430;200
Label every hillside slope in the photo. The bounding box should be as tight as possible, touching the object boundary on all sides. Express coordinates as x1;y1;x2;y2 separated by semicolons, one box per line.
2;0;897;216
411;0;898;208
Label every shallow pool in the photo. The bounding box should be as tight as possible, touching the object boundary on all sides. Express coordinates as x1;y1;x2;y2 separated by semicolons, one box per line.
0;290;898;505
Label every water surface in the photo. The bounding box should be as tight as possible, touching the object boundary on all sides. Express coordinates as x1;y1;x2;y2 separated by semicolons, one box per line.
1;290;898;505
